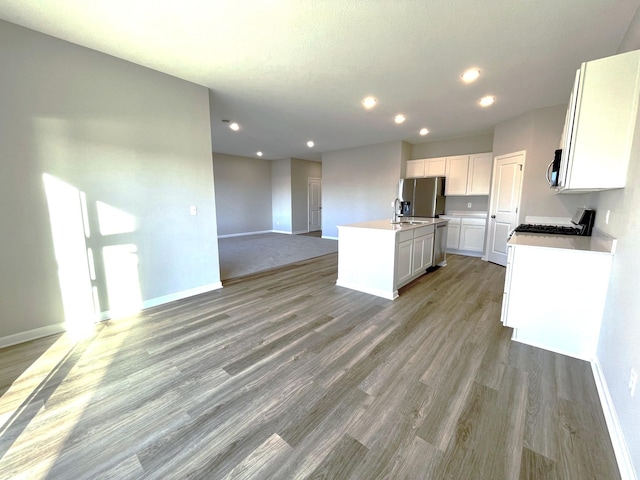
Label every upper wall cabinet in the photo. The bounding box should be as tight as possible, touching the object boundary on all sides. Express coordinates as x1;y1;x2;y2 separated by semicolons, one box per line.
406;157;446;178
556;49;640;193
444;153;493;196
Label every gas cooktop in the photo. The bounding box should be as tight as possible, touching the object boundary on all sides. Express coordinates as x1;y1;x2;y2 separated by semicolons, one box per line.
514;224;583;235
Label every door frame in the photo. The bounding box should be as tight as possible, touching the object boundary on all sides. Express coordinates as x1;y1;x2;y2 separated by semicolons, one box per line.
483;150;526;263
307;177;322;233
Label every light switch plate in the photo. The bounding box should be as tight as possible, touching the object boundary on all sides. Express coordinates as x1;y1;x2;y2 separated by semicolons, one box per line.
190;205;197;216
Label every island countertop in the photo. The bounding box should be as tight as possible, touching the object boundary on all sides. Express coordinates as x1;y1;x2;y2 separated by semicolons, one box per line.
338;217;449;232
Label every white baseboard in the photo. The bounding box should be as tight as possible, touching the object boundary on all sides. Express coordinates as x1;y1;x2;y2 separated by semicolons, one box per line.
591;359;637;480
271;229;292;235
218;230;273;238
0;323;66;349
0;283;224;348
322;235;339;240
142;282;223;310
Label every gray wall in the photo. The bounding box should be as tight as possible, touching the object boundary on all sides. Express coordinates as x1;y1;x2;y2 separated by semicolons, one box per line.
591;25;640;475
0;21;220;344
411;133;494;159
271;158;292;232
213;153;273;236
291;158;322;233
322;141;406;238
493;105;593;220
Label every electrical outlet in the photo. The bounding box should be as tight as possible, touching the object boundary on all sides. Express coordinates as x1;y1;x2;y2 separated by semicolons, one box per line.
189;205;197;216
630;368;637;397
467;202;472;208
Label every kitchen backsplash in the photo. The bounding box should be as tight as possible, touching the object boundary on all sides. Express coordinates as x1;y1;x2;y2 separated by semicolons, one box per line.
445;195;489;212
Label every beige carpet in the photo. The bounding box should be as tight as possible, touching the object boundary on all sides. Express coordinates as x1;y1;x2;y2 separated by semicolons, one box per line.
218;232;337;280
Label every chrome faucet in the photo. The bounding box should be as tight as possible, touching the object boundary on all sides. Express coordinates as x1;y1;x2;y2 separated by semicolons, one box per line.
392;198;401;223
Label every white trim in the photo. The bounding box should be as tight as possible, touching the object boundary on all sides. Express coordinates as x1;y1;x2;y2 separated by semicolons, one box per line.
322;235;338;240
218;230;273;238
0;323;66;349
591;359;637;480
142;282;223;310
335;280;398;300
219;229;326;238
0;283;224;348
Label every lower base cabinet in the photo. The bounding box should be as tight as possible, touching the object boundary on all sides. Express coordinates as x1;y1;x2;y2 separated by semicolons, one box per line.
442;215;486;256
412;232;434;277
397;238;413;286
501;242;612;360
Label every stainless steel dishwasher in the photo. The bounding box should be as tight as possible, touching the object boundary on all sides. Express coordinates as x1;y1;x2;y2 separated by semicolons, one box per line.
432;221;448;266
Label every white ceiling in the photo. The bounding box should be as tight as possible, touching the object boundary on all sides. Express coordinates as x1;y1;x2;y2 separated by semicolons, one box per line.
0;0;638;161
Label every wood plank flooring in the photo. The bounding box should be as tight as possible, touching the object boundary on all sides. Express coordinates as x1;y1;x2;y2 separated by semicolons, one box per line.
0;254;621;479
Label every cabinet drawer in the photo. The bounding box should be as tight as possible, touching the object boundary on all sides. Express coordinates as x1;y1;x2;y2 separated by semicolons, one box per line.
398;229;414;243
413;225;434;237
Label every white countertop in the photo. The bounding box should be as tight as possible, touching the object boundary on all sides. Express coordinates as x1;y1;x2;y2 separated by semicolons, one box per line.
509;230;616;254
443;211;488;218
338;217;448;232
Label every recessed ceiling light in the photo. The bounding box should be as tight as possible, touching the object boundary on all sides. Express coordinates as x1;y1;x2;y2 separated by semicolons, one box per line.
394;114;406;124
362;96;377;109
419;128;429;136
461;68;481;83
479;95;495;107
307;140;315;148
229;122;240;131
256;151;263;157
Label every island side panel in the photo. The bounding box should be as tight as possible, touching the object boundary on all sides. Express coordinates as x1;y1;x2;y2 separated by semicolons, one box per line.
336;226;398;300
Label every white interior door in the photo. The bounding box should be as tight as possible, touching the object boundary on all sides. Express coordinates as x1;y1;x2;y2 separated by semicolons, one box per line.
487;151;525;266
308;177;322;232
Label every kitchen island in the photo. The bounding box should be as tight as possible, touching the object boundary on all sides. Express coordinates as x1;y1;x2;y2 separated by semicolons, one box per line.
336;218;448;300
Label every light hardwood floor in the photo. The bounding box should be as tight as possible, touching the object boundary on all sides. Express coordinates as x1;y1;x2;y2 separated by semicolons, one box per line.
0;254;620;479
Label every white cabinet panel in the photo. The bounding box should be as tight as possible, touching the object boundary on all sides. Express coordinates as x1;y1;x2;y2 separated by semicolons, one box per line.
426;157;446;176
446;223;460;249
397;240;413;285
412;233;434;276
460;218;486;252
501;242;612;360
445;155;469;195
406;159;425;178
445;153;492;196
556;50;640;192
467;153;492;195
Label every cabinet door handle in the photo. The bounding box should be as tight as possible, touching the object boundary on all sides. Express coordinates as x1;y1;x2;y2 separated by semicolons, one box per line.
491;215;496;219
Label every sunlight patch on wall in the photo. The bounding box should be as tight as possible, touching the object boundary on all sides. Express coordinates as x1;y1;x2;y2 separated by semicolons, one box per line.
103;244;142;318
43;174;97;339
96;201;136;236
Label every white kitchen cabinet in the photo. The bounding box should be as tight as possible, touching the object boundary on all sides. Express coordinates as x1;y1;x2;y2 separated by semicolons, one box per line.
406;159;425;178
426;157;447;176
440;214;485;257
397;237;414;286
406;157;446;178
556;49;640;192
412;230;434;276
467;153;492;195
444;153;492;195
444;155;470;195
459;218;486;252
501;234;614;360
444;217;461;249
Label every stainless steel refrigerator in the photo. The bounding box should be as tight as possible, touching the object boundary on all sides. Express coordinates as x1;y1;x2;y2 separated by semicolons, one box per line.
398;177;446;217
